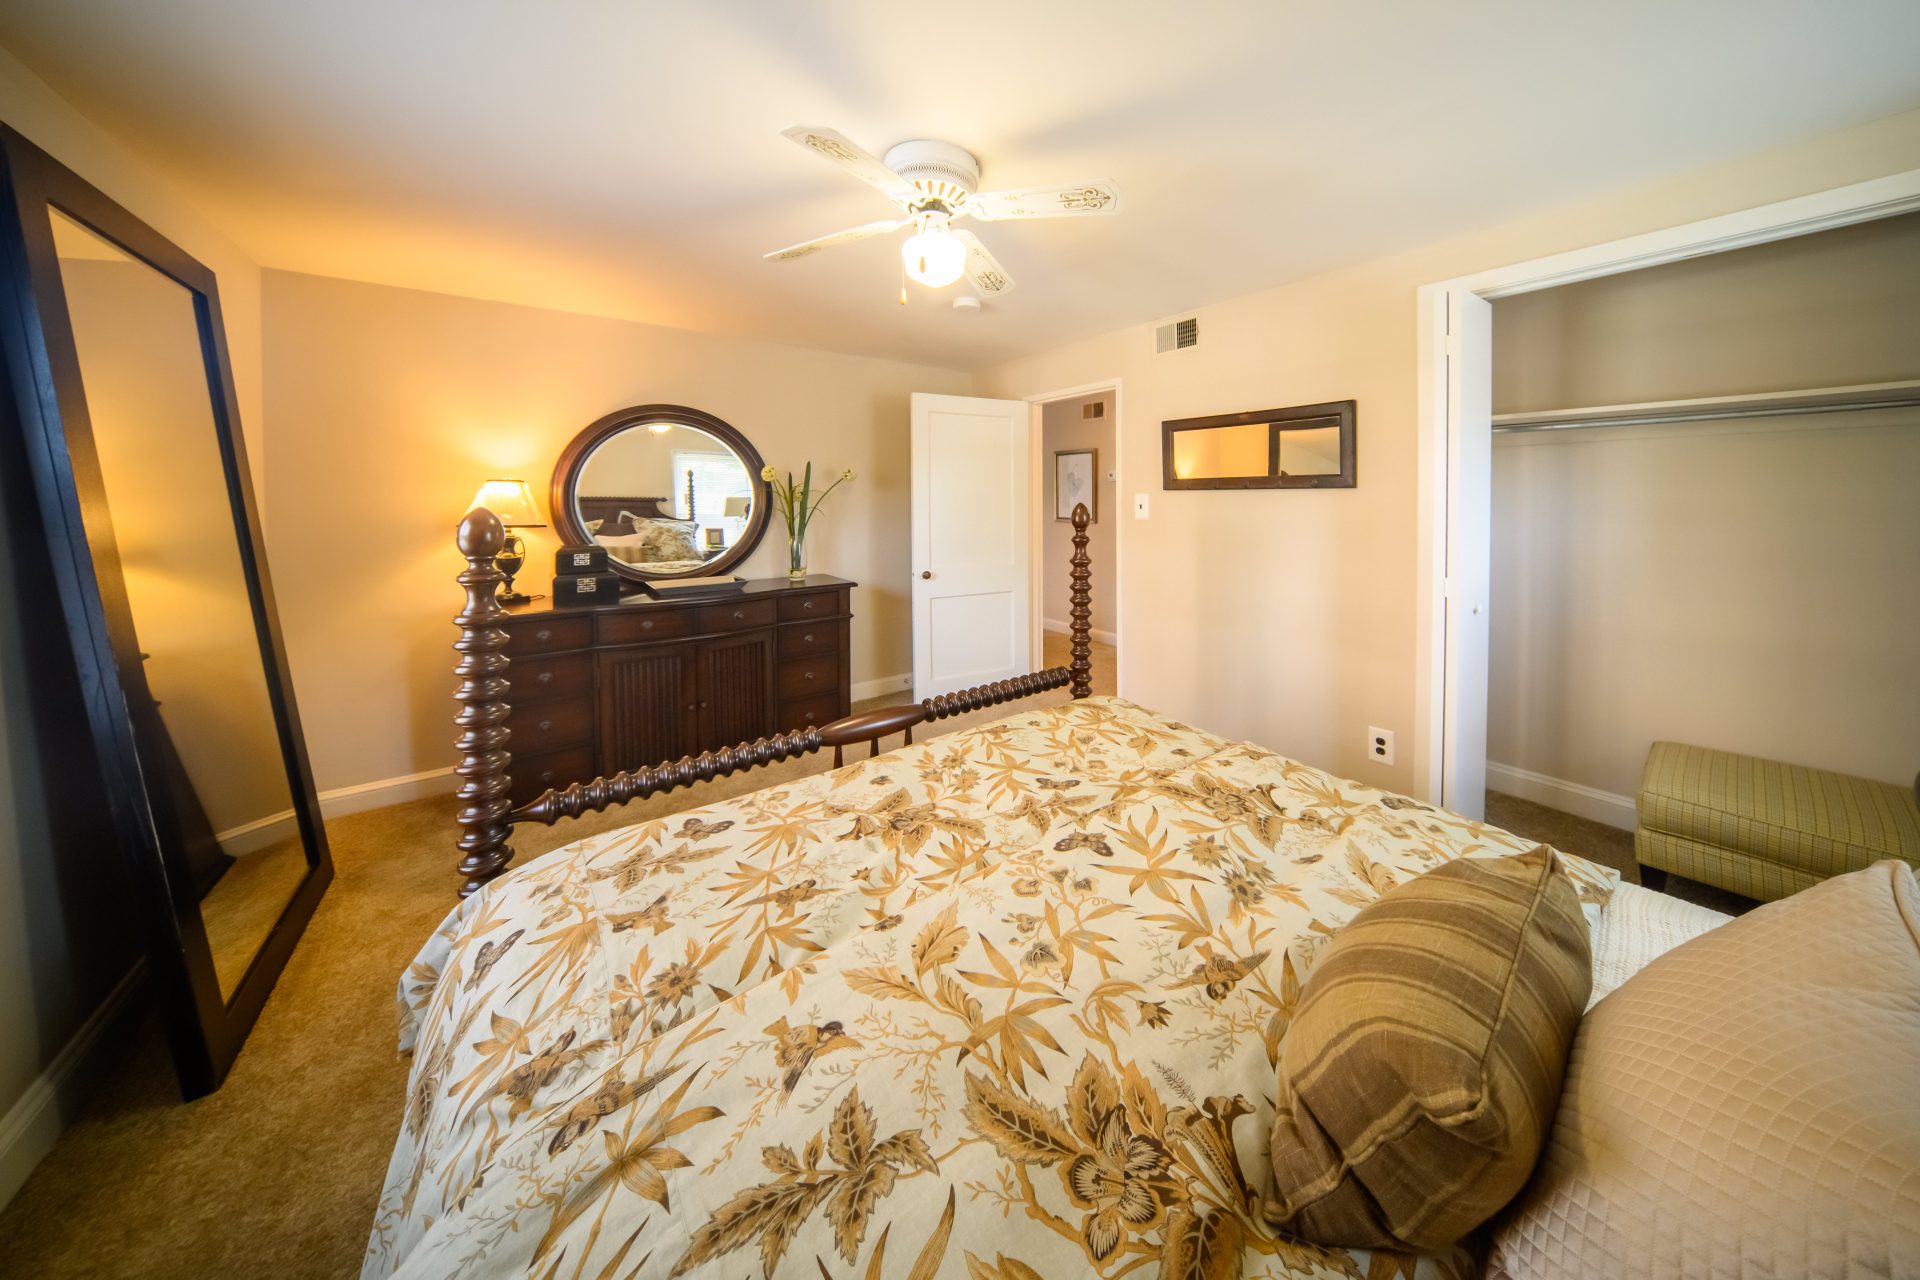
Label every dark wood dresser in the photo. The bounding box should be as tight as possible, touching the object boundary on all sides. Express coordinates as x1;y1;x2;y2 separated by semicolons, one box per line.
496;575;853;805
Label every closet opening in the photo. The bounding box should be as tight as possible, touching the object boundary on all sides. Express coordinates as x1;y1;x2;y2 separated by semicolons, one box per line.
1483;210;1920;911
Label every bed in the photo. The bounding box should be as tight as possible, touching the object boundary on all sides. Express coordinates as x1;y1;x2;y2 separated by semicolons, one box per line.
383;505;1664;1279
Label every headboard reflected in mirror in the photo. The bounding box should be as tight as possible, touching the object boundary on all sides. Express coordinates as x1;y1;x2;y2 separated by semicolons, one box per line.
550;404;771;580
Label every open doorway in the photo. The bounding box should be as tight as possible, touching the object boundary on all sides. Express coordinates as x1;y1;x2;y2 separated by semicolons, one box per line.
1030;385;1119;696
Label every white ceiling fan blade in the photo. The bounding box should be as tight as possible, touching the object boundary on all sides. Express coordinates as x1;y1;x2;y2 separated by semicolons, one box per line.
966;181;1121;221
953;229;1015;297
764;218;907;262
779;125;917;207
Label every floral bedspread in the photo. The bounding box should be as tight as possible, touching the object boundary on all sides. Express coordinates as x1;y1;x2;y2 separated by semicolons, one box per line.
365;697;1615;1280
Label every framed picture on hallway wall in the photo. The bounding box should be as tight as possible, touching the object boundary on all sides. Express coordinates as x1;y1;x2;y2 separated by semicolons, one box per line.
1054;448;1097;522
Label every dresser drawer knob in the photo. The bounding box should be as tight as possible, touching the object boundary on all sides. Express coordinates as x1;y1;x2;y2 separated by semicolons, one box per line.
641;619;654;630
731;610;745;621
700;699;710;709
535;628;553;642
539;771;555;784
537;719;554;732
804;672;816;682
802;600;815;610
802;633;814;644
535;671;553;684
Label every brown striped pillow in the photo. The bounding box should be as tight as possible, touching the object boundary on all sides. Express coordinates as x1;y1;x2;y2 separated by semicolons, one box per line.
1264;846;1591;1251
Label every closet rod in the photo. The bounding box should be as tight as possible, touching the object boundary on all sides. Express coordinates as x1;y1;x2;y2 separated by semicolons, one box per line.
1492;379;1920;434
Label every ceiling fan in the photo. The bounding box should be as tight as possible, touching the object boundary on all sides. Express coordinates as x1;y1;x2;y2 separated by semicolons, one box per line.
765;126;1120;300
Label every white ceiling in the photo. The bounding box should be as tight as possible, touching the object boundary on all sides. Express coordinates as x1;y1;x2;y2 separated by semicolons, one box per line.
5;1;1918;370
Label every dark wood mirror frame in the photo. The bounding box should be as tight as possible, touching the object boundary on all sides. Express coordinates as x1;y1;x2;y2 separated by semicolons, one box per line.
1161;399;1357;490
549;403;773;583
0;126;332;1098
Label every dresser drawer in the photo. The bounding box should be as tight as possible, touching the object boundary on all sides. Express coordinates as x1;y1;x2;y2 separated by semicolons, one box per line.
509;746;595;807
511;650;592;702
504;614;593;655
778;621;839;658
777;654;839;700
598;608;691;646
697;599;777;632
778;692;843;733
511;694;593;752
777;590;839;621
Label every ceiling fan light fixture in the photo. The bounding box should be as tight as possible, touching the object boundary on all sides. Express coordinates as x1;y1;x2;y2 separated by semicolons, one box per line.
901;220;966;288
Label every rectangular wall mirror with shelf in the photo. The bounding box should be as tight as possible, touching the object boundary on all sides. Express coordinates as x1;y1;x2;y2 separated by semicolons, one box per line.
1162;399;1357;489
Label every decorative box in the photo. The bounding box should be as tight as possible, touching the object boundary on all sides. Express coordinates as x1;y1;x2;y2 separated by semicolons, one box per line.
552;571;621;606
554;544;609;575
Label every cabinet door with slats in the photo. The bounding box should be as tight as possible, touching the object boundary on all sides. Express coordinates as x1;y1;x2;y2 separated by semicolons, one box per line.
696;630;775;749
597;644;696;772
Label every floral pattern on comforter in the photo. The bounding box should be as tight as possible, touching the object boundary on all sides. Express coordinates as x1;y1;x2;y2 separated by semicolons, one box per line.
365;697;1615;1280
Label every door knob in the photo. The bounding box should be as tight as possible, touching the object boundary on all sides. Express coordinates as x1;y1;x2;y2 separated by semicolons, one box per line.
920;570;932;580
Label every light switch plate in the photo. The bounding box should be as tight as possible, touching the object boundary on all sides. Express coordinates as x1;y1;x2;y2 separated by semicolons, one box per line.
1134;493;1150;518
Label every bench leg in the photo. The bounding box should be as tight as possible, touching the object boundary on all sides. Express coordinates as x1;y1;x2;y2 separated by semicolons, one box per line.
1636;863;1669;893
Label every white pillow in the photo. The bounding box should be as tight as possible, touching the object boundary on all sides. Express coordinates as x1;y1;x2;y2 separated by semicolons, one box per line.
1584;882;1729;1010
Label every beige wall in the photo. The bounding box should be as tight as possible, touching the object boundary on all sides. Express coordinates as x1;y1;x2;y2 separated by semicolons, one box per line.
1041;395;1115;635
1489;411;1920;797
260;270;972;793
1494;210;1920;412
0;48;266;1191
1487;211;1920;800
981;108;1920;793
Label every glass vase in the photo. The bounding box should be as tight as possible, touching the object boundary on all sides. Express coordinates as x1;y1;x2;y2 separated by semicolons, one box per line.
787;530;807;580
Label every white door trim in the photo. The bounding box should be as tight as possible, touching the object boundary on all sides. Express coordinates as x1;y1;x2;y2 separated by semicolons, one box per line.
1024;379;1123;699
1413;166;1920;806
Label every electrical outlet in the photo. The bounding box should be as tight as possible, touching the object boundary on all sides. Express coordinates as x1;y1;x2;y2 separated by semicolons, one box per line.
1134;493;1150;519
1367;726;1395;765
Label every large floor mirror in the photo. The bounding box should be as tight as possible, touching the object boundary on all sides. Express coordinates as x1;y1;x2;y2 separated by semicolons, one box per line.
0;126;331;1097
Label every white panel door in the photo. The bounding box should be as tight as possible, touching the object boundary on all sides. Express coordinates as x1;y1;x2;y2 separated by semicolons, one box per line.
910;392;1031;699
1442;289;1493;820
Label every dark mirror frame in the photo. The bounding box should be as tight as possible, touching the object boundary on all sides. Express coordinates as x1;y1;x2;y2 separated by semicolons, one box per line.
1161;399;1357;490
550;403;772;583
0;125;332;1098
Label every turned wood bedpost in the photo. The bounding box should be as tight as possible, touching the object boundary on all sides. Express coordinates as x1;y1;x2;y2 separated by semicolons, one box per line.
1069;502;1093;699
453;508;515;895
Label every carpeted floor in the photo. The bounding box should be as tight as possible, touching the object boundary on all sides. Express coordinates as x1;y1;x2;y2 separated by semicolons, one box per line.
1484;789;1756;916
0;640;1115;1279
5;643;1757;1279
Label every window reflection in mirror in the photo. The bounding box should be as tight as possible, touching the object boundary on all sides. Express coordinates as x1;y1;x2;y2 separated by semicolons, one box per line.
1162;401;1356;489
1275;420;1344;477
51;209;307;1001
575;422;755;574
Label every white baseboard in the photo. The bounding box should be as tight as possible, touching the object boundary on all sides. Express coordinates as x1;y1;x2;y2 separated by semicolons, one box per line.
1042;619;1118;646
0;963;145;1210
1486;761;1637;831
213;810;298;857
851;672;912;702
318;765;458;817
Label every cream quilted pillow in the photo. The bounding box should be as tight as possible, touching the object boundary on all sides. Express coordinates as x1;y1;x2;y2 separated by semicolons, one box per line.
1488;860;1920;1278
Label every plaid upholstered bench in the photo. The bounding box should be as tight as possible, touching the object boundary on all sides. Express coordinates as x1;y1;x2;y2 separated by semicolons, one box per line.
1635;741;1920;901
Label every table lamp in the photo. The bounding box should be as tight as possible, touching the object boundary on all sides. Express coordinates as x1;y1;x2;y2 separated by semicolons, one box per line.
468;479;546;604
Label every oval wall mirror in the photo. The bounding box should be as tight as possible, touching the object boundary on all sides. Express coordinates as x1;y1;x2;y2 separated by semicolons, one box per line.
549;404;771;581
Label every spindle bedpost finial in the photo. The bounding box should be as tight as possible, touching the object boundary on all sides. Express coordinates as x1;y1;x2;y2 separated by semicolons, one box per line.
1069;502;1093;699
453;506;514;895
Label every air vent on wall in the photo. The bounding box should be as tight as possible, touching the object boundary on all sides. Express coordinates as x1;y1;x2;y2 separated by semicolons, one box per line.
1154;316;1198;354
1081;400;1105;420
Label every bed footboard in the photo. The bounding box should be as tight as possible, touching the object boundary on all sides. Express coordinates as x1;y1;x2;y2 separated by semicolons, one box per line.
452;503;1095;896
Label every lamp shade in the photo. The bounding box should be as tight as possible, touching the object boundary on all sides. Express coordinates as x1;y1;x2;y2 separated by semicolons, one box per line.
723;496;751;519
468;479;545;528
